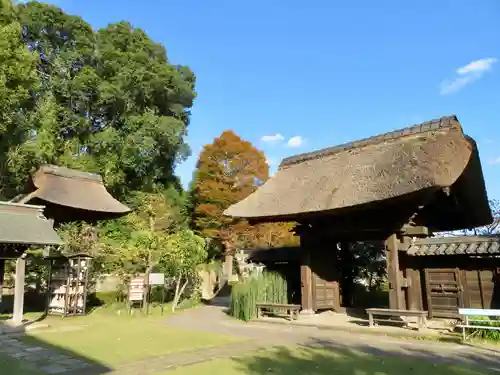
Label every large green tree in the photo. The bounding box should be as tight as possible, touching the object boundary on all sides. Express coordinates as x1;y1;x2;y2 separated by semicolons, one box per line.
0;1;200;300
0;1;196;199
0;0;40;197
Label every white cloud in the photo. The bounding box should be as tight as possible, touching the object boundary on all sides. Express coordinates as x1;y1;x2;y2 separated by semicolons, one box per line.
287;136;304;148
488;156;500;165
261;134;284;142
456;58;497;75
440;57;497;95
265;157;275;166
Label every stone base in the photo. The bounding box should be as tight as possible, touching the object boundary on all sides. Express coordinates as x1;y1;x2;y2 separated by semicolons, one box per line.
299;309;315;317
0;320;50;335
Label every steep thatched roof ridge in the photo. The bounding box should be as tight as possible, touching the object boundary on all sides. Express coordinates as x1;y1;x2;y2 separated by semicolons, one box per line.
281;115;459;167
224;115;486;229
37;165;103;183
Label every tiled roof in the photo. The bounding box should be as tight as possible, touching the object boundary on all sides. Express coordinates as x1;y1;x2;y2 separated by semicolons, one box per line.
0;202;63;246
407;236;500;256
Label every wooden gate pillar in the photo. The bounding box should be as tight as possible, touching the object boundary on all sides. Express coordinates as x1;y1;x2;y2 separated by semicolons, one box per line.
300;232;314;315
385;234;404;310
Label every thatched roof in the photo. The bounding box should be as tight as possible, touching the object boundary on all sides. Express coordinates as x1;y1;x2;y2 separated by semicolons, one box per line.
0;202;63;246
20;165;131;216
224;116;491;231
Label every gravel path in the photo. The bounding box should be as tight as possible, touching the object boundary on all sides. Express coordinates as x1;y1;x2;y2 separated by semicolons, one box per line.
4;301;500;374
153;303;500;372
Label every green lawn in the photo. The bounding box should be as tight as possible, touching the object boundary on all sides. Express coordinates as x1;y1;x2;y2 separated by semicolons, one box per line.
159;345;496;375
0;355;43;375
18;305;242;368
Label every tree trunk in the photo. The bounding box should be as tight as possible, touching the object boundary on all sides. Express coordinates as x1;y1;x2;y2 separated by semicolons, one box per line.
143;216;156;311
172;274;189;312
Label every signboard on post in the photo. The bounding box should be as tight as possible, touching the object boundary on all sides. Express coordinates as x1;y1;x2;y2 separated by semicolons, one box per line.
148;273;165;285
129;277;145;302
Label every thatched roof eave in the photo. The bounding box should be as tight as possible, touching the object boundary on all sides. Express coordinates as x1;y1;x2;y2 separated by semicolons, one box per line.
23;165;131;217
224;116;491;231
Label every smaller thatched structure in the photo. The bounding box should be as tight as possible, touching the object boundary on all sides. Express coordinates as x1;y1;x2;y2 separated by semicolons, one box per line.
15;165;131;221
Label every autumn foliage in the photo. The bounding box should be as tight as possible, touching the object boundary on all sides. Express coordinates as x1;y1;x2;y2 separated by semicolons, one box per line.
190;130;297;251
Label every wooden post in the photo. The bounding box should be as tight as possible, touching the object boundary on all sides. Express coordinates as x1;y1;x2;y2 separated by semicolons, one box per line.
0;259;5;311
224;254;233;280
300;245;314;315
385;234;403;310
12;257;26;324
405;268;423;310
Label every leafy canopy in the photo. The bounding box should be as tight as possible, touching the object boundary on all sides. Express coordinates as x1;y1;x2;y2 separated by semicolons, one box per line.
0;1;196;199
191;130;268;239
0;0;40;195
190;130;298;250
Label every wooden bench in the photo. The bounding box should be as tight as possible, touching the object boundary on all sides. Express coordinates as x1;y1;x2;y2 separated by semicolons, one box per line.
256;303;301;321
366;308;428;330
457;308;500;341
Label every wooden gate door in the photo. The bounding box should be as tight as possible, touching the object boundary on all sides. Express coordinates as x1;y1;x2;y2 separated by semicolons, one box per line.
424;268;463;318
310;246;341;311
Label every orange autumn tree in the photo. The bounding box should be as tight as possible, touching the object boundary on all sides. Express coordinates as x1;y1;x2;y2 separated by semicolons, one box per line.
190;130;297;252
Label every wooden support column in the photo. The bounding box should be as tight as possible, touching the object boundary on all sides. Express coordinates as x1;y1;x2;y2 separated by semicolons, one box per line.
398;239;424;311
385;234;404;310
300;245;314;315
0;259;4;311
405;268;423;310
12;256;26;324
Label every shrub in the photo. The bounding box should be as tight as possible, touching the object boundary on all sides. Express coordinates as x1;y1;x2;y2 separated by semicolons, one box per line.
351;282;389;308
87;290;126;308
229;271;287;321
466;316;500;341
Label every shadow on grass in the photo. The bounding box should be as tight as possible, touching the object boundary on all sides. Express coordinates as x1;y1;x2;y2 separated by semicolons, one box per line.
0;319;112;374
233;337;500;375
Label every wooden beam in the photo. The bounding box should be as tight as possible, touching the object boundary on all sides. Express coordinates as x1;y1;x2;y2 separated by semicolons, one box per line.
385;234;404;310
400;225;429;237
16;190;38;205
398;236;412;251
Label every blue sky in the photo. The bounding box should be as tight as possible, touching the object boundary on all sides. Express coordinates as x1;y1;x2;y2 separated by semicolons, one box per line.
44;0;500;197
